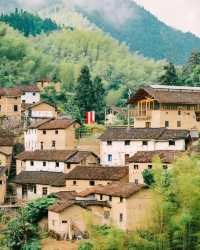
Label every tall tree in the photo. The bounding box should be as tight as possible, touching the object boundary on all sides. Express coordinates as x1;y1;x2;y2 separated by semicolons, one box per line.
75;66;95;120
93;76;105;123
159;62;178;85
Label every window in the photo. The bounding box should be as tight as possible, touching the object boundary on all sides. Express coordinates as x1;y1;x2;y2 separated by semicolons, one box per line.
108;154;112;162
125;154;129;165
100;194;103;200
125;140;130;146
134;165;139;170
43;162;46;167
22;100;25;103
67;163;71;169
30;161;34;166
120;197;123;203
109;196;112;202
104;211;110;219
73;180;77;185
56;162;59;167
148;165;152;169
40;142;43;150
119;213;123;222
62;220;67;224
177;121;181;127
145;122;151;128
90;180;95;186
178;110;181;115
107;141;112;145
142;141;148;146
165;121;169;128
0;180;2;185
42;187;48;195
33;185;37;194
163;165;168;170
169;140;175;146
55;130;58;134
135;179;139;185
43;130;46;134
52;140;56;148
33;93;36;96
13;105;18;112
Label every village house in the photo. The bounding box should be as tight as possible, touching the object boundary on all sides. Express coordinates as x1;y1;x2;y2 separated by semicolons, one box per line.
99;127;192;166
24;118;81;151
128;85;200;130
0;87;22;121
22;101;58;123
48;182;152;239
19;85;40;104
13;171;67;202
65;166;129;192
0;166;7;204
16;150;100;175
0;129;14;172
129;150;185;184
13;165;127;202
37;80;61;93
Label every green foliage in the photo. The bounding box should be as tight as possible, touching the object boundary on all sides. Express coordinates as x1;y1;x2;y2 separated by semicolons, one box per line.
0;9;59;36
142;169;155;186
159;62;178;84
75;66;105;122
0;22;54;87
35;28;163;105
79;241;93;250
24;196;57;223
5;196;57;250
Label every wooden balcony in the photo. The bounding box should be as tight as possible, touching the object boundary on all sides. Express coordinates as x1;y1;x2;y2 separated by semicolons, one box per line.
129;109;152;120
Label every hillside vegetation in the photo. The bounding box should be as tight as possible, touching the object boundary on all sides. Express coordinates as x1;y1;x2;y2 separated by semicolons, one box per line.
0;9;59;36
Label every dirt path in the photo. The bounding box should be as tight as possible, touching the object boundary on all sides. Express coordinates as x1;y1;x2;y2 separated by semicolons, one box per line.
41;238;78;250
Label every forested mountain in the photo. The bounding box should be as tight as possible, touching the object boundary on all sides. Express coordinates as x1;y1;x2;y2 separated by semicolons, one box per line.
0;22;163;104
0;0;199;64
0;9;59;36
75;0;200;65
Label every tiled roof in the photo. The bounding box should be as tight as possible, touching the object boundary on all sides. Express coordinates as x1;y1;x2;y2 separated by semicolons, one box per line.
99;127;189;141
128;85;200;104
38;118;79;130
129;150;185;163
65;166;128;181
0;87;21;97
16;150;98;163
78;182;145;198
13;171;66;186
48;191;110;213
28;119;53;129
66;151;99;164
18;85;40;93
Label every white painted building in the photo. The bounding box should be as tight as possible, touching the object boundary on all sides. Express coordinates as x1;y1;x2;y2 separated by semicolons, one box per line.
19;85;41;104
99;127;191;166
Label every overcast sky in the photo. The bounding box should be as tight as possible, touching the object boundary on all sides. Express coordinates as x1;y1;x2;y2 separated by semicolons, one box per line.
135;0;200;37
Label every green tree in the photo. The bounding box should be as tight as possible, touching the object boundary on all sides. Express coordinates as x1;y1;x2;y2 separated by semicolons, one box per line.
159;62;178;85
75;66;95;120
142;169;154;186
93;76;105;123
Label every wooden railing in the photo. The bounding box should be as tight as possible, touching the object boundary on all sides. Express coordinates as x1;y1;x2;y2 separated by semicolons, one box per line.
129;109;152;120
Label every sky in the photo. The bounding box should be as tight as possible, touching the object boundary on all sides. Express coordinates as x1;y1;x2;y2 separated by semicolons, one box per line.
135;0;200;37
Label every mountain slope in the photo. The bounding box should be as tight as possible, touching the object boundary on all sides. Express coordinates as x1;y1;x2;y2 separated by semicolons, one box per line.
75;0;200;65
0;0;199;64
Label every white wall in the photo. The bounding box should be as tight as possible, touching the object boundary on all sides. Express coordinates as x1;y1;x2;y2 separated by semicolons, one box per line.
21;92;40;104
100;139;186;166
24;129;39;151
31;110;54;118
25;160;65;172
